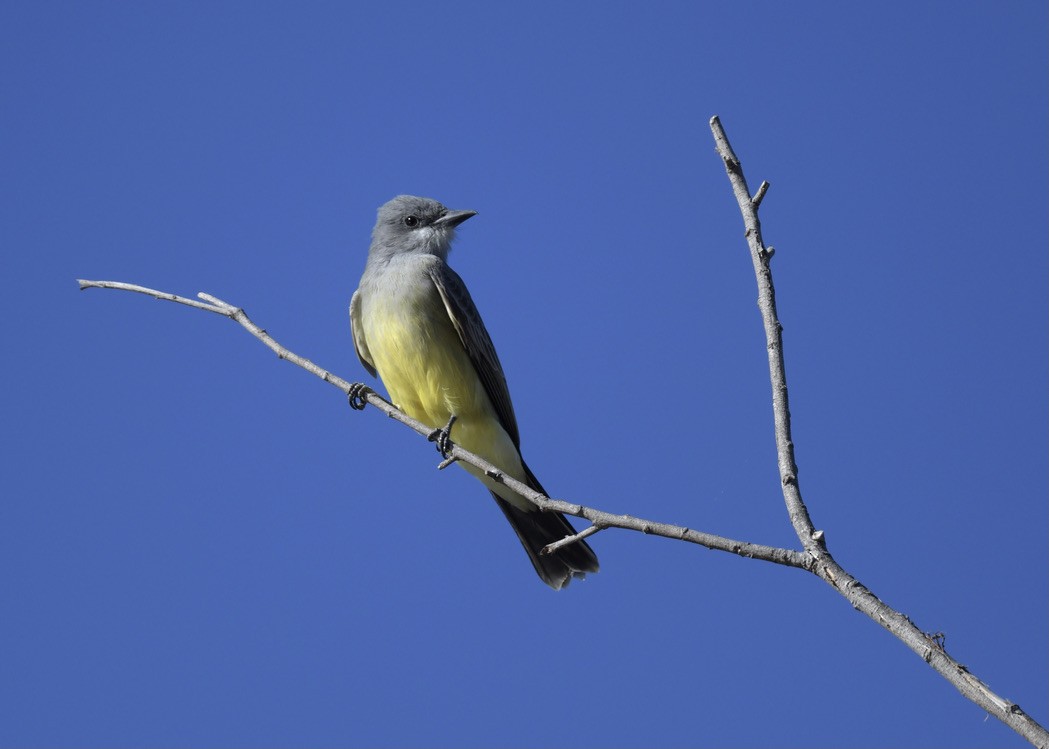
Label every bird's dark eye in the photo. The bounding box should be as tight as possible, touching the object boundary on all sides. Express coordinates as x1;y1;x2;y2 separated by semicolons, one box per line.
404;215;418;227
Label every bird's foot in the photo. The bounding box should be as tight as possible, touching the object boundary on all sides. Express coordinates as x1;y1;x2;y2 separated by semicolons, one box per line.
347;382;371;411
427;414;458;458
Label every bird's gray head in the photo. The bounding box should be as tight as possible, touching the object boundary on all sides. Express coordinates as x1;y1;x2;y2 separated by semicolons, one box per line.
369;195;476;263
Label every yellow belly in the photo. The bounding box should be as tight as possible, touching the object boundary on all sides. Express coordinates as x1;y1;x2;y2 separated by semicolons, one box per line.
362;284;530;508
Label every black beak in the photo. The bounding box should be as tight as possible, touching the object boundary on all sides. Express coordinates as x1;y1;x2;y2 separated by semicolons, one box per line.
434;209;477;228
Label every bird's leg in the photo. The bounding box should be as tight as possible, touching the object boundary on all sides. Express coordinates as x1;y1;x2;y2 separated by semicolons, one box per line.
347;382;371;411
427;414;458;458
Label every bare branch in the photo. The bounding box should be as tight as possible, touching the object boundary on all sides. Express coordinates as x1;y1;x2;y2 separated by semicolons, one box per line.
78;119;1047;744
78;279;232;315
540;523;603;556
77;278;811;572
708;115;1047;747
708;118;818;550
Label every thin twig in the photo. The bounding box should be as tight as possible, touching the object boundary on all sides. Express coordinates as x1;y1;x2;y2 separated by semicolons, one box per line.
540;523;603;555
77;279;232;315
752;180;769;207
707;121;818;550
77;278;811;571
708;115;1047;748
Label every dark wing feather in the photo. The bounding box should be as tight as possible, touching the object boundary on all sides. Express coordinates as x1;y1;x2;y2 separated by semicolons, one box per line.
349;290;377;377
429;262;601;588
428;263;520;448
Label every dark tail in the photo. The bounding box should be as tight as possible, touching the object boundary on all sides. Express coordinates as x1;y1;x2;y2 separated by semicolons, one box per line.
491;461;599;590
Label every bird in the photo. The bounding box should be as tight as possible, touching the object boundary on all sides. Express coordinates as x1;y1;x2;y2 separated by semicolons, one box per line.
349;195;599;588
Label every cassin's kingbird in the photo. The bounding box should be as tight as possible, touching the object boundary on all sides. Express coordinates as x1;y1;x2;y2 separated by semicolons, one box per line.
349;195;599;589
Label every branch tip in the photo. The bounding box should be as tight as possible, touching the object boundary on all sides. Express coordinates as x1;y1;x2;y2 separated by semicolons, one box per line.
752;181;770;207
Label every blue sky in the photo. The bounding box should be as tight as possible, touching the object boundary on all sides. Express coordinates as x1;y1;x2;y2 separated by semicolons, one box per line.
2;2;1046;747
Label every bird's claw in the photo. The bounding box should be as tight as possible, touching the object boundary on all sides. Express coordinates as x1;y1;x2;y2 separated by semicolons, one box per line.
348;382;370;411
427;414;458;458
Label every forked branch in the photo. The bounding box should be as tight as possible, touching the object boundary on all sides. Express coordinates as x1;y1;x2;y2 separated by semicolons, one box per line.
709;115;1045;747
76;279;808;570
75;117;1046;746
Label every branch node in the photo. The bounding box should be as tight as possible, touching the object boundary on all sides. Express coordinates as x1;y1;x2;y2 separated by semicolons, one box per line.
751;180;770;207
926;631;947;651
